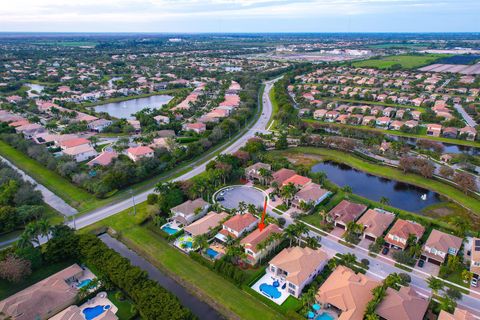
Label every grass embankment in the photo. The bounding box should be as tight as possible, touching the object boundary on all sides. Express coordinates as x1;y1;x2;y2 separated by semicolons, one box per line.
0;140;94;211
352;54;450;69
304;119;480;148
267;84;278;130
278;147;480;214
82;204;288;320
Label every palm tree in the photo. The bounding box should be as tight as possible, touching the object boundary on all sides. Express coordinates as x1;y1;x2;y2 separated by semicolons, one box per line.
271;181;280;195
427;276;444;296
280;183;297;207
258;168;272;185
37;218;52;241
284;224;298;247
193;234;209;251
379;196;390;205
17;232;33;249
24;222;40;245
294;223;309;244
342;253;357;268
306;236;318;249
247;204;256;215
461;270;473;284
342;185;352;194
256;241;267;264
238;201;247;214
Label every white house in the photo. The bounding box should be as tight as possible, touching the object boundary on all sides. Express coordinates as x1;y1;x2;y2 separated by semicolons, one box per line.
171;198;210;226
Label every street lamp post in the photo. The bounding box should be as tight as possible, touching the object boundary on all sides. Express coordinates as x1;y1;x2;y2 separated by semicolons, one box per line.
130;189;137;215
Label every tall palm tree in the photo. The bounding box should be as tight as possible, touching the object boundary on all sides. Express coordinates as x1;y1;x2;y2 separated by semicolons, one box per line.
427;276;444;297
17;232;33;249
247;204;256;215
284;224;298;247
193;234;209;251
379;196;390;205
280;183;297;207
24;222;40;245
238;201;247;214
294;223;309;244
37;218;52;241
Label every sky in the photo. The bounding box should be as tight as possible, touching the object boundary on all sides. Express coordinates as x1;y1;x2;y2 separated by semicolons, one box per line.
0;0;479;33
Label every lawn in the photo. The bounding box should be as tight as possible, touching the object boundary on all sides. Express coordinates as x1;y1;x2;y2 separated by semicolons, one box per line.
0;140;94;211
0;260;74;300
352;54;450;69
278;147;480;214
303;119;480;148
108;291;137;320
82;203;288;320
267;84;278;130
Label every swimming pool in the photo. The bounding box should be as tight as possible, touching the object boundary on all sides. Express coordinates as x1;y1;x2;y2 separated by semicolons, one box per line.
77;278;92;289
315;312;334;320
206;248;219;259
82;305;110;320
161;223;180;235
259;283;282;299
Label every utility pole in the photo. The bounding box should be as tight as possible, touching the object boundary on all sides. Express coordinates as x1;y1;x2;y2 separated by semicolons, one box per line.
130;189;137;215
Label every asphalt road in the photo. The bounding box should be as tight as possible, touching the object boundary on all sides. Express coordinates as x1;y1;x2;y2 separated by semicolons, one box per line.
70;78;277;230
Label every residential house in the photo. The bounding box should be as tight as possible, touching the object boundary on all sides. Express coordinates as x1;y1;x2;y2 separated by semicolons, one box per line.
291;183;331;210
327;200;367;230
421;230;463;265
126;146;154;162
0;264;84;320
375;287;429;320
87;151;118;167
183;122;206;134
217;213;258;241
240;224;283;265
316;265;380;320
59;137;90;150
426;124;442;137
460;126;477;141
171;198;210;226
88;119;112;132
411;111;421;121
281;174;312;188
356;209;395;241
271;168;296;186
15;123;45;139
376;117;391;127
268;247;328;297
153;115;170;124
385;219;425;250
63;144;98;162
362;116;376;126
389;120;404;131
470;238;480;281
245;162;272;184
314;109;328;120
183;211;229;238
438;308;476;320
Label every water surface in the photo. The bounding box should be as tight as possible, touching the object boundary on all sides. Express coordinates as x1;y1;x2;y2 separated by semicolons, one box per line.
93;94;173;119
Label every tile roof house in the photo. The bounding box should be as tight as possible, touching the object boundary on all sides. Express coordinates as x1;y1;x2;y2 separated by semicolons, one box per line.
87;151;118;167
59;137;91;150
182;122;206;134
316;265;380;320
375;287;429;320
171;198;210;226
282;174;312;188
421;230;463;265
268;247;328;298
470;238;480;278
438;308;476;320
87;119;112;132
63;144;98;162
245;162;272;183
271;168;296;186
426;124;442;137
327;200;367;230
356;209;395;241
218;213;258;240
0;264;84;320
459;126;477;141
50;305;118;320
385;219;425;250
184;211;229;237
153;115;170;124
240;223;282;265
292;183;331;210
126;146;154;162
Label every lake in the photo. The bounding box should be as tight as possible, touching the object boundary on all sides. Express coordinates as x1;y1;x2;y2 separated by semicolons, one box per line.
26;83;45;93
312;161;442;213
93;94;173;119
388;135;479;155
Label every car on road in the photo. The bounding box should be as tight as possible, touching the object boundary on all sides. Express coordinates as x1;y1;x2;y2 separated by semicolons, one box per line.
217;196;224;201
381;247;389;255
417;259;425;268
471;278;478;288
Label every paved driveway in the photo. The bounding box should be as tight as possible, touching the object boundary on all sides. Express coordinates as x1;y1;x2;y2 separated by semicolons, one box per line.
217;185;265;211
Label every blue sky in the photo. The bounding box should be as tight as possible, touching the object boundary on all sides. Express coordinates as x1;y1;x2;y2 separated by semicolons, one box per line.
0;0;478;33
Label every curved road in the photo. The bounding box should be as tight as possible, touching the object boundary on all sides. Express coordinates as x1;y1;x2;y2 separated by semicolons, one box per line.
70;77;278;230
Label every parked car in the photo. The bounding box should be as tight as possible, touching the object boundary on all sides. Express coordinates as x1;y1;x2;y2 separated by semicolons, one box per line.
418;259;425;268
471;278;478;288
381;247;389;255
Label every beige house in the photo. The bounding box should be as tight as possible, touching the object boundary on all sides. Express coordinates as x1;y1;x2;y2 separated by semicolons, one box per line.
240;224;282;265
268;247;328;298
291;183;331;210
327;200;367;230
171;198;210;226
356;209;395;241
384;219;425;250
316;265;380;320
421;230;463;265
183;211;228;237
375;287;429;320
0;264;84;320
126;146;154;162
245;162;271;183
470;238;480;280
438;308;476;320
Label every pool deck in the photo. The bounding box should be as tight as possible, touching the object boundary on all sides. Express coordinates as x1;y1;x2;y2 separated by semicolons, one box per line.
251;272;290;305
174;235;196;253
80;292;118;315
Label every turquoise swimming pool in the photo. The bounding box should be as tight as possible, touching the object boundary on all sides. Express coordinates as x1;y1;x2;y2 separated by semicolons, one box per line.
315;312;334;320
259;283;281;299
82;305;111;320
161;223;180;235
77;278;92;288
206;248;219;259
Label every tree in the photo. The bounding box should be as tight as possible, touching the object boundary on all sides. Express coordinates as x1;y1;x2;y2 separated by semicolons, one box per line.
427;276;444;296
193;234;209;251
44;225;79;262
37;218;52;241
258;168;272;185
0;254;31;282
280;182;297;206
439;166;454;179
446;288;462;301
238;201;247;214
379;196;390;205
461;270;473;284
453;172;477;193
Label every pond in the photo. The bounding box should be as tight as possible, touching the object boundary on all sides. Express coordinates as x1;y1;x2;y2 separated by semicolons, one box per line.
311;161;442;213
26;83;45;94
388;135;479;155
93;94;173;119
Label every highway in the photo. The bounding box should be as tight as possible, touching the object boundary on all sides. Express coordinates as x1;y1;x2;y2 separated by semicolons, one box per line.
70;78;278;229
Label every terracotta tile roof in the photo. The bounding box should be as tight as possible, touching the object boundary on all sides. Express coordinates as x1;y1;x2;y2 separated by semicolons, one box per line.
375;287;429;320
87;151;118;167
282;174;312;187
471;237;480;275
59;137;90;149
126;146;154;156
294;183;330;203
385;219;425;249
438;308;476;320
356;209;395;239
63;144;97;156
424;230;463;255
272;168;296;185
270;247;328;287
328;200;367;225
171;198;209;216
240;224;282;253
223;213;258;234
184;211;228;237
316;266;380;320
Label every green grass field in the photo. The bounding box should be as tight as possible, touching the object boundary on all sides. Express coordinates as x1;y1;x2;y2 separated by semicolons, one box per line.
267;84;278;130
82;204;288;320
277;147;480;214
352;54;449;69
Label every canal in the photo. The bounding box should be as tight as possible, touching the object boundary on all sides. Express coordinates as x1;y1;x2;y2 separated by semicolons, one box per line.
312;161;442;213
99;233;223;320
93;94;173;119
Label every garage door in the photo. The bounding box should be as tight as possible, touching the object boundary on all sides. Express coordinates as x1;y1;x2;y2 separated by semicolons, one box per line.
428;257;442;266
336;222;346;229
365;234;376;241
